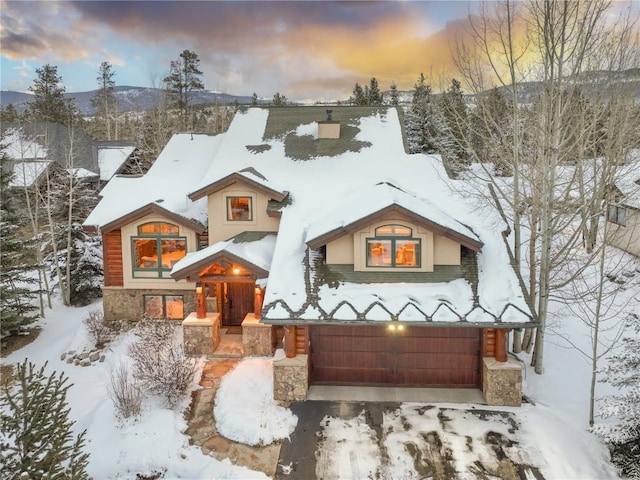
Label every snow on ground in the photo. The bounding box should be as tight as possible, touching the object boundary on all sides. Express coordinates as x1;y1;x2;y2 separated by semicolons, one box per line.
4;243;639;479
214;356;298;446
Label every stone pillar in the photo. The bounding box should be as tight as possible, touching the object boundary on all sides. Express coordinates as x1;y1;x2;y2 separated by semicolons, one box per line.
482;357;523;406
182;312;221;356
273;353;309;402
241;313;274;356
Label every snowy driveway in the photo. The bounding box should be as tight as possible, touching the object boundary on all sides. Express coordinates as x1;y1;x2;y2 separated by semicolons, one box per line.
276;401;545;480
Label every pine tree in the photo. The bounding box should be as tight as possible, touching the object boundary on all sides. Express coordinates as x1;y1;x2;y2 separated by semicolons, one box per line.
43;170;102;306
1;104;20;122
90;61;117;140
351;83;367;106
0;360;90;479
440;78;470;170
251;93;258;106
367;77;383;105
163;50;205;130
27;64;70;124
389;82;399;106
592;313;640;479
272;92;287;106
0;142;39;338
405;73;440;154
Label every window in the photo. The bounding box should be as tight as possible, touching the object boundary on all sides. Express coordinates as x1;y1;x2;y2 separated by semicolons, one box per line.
366;224;420;268
227;196;252;221
144;295;184;319
607;205;626;226
132;222;186;278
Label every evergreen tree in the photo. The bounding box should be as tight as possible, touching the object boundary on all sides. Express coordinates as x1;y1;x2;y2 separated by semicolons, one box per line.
90;61;117;140
470;86;512;175
405;73;441;153
272;92;287;106
592;313;640;479
367;77;383;105
440;78;470;169
43;171;102;306
163;50;205;130
0;142;39;338
0;360;90;479
389;82;399;106
251;92;258;106
351;83;367;106
27;64;70;123
0;104;20;122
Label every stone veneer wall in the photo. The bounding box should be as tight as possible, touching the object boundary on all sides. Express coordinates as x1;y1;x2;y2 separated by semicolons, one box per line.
273;353;309;403
102;287;196;323
482;357;523;407
183;313;221;356
241;314;274;356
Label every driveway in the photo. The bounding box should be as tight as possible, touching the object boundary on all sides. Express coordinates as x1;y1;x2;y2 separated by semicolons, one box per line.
276;401;545;480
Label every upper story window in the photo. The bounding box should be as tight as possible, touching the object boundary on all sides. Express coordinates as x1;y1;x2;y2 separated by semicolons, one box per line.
227;196;253;221
132;222;186;278
607;204;626;226
366;224;420;268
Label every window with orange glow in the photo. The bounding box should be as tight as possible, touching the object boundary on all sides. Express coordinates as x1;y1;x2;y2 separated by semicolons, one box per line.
144;295;184;319
367;224;420;268
227;196;252;221
132;222;187;278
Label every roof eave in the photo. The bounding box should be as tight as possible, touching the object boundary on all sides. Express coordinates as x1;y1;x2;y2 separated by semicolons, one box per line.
99;203;206;234
188;172;287;202
171;250;269;282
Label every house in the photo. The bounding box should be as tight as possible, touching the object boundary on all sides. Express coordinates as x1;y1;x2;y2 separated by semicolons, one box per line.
95;142;146;185
606;158;640;257
85;106;537;406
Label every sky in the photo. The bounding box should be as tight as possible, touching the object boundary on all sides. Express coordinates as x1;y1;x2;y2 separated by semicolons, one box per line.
1;1;478;101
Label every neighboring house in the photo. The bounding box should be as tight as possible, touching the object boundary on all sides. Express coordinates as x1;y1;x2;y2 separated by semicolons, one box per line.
85;107;536;406
606;159;640;257
95;142;146;185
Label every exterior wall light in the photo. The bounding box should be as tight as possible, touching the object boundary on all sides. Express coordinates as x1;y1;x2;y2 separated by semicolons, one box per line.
387;322;405;333
232;267;240;275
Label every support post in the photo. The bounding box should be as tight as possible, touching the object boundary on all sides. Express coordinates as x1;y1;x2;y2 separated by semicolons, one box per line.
284;325;297;358
495;329;508;362
254;286;264;320
196;286;206;319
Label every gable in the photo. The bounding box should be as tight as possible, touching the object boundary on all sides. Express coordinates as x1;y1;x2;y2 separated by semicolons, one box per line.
100;203;206;234
189;170;287;202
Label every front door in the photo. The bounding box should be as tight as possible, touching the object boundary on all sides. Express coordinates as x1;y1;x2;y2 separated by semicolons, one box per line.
225;282;255;326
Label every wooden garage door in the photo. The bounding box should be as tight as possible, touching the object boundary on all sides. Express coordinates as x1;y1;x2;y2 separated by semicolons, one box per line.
310;325;481;388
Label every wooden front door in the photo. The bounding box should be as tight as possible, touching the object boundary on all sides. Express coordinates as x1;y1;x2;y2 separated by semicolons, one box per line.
225;282;255;326
310;325;481;387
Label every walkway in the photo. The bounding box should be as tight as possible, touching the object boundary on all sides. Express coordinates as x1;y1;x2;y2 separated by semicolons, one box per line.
184;336;281;476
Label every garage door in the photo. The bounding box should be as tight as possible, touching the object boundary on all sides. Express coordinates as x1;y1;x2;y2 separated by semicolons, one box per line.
310;325;481;388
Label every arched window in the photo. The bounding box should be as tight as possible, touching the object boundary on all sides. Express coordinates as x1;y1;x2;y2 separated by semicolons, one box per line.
132;222;187;278
367;224;420;268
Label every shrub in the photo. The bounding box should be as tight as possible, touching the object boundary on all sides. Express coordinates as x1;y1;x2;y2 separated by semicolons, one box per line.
108;363;142;419
84;309;117;348
128;317;196;407
0;360;89;479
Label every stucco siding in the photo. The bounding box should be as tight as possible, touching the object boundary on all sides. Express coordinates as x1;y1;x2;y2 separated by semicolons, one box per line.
434;234;461;265
207;185;280;243
120;213;196;290
607;210;640;257
326;234;354;264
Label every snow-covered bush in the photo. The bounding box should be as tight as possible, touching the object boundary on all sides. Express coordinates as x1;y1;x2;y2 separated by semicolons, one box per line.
128;317;196;407
0;360;89;479
592;313;640;479
84;309;117;348
108;362;142;419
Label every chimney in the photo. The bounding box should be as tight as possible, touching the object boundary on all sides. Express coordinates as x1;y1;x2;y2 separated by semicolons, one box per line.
317;108;340;139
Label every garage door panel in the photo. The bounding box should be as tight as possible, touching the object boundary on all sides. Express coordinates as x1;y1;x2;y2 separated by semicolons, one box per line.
310;325;480;387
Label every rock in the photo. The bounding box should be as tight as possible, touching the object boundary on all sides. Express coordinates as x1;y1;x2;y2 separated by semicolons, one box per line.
80;359;91;367
60;352;67;361
89;352;100;362
100;355;106;362
66;357;74;364
68;350;76;356
77;352;89;360
74;359;80;366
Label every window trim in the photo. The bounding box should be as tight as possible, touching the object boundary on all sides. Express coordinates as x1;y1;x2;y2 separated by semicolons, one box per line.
366;224;421;269
131;224;187;278
226;195;253;222
607;204;627;226
143;294;184;320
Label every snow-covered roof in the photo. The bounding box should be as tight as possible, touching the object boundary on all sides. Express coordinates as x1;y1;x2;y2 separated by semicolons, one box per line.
68;167;99;179
193;107;532;325
84;133;224;228
98;146;136;181
3;128;47;160
306;182;481;250
10;161;50;188
172;233;277;279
